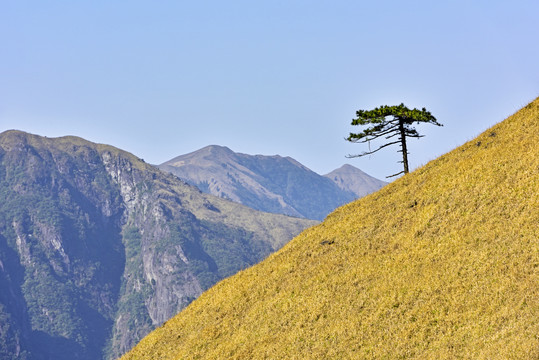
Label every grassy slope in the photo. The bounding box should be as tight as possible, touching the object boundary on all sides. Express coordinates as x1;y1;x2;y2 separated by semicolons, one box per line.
122;98;539;359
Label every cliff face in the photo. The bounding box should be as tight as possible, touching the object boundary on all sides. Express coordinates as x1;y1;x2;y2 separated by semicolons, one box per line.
0;131;316;360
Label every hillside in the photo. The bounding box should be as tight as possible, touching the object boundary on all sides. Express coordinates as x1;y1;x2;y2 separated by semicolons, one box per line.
158;146;384;220
122;97;539;359
0;131;316;360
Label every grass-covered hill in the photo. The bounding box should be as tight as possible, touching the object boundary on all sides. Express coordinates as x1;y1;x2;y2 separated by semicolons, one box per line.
122;97;539;359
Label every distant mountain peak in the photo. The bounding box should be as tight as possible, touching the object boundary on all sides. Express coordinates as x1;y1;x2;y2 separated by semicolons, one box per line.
201;144;234;153
324;163;387;198
159;148;385;220
330;163;362;172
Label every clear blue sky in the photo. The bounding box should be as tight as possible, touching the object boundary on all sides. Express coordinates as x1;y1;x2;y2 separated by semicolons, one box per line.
1;1;538;180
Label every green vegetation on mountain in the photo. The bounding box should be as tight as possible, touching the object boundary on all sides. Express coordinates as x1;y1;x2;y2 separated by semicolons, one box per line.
347;103;442;177
123;97;539;359
0;131;315;360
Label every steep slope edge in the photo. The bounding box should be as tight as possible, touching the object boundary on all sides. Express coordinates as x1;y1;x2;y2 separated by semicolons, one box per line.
123;97;539;359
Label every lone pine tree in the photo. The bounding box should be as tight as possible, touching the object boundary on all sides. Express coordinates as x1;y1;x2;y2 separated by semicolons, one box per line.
346;103;442;177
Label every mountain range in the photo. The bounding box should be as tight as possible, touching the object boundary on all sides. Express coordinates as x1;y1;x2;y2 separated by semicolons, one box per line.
0;131;316;360
122;98;539;359
158;145;386;220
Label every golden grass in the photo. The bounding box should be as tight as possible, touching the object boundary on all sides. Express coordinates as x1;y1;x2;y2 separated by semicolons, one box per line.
121;97;539;359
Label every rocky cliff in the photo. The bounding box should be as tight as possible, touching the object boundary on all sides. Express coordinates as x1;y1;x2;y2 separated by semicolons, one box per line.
0;130;316;359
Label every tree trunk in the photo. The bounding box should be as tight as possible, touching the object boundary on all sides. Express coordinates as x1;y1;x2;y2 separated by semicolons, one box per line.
398;120;409;174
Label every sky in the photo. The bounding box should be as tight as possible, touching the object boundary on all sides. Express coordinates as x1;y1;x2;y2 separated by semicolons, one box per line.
1;1;538;181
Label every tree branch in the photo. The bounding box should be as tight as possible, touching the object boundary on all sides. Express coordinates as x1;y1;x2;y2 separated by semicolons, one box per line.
406;134;425;138
348;124;399;142
346;140;400;158
386;170;405;178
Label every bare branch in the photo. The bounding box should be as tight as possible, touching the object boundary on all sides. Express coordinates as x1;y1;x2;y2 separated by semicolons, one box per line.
386;170;405;178
385;132;401;139
346;140;400;158
406;134;425;138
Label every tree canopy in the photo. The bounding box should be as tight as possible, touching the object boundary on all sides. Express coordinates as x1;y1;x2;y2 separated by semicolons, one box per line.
346;103;442;177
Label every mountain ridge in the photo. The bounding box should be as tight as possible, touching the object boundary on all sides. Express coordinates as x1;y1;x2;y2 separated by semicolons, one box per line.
158;145;385;220
0;130;316;359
